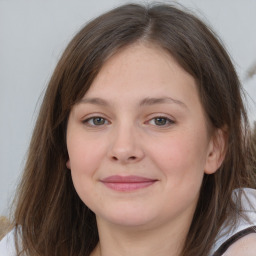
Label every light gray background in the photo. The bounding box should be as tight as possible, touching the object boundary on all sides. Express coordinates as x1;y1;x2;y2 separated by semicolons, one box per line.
1;0;256;216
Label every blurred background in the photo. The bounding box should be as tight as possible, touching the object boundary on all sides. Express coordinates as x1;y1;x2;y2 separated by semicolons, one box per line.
1;0;256;216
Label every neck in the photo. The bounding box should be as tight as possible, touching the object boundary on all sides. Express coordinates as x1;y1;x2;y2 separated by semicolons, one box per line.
91;216;191;256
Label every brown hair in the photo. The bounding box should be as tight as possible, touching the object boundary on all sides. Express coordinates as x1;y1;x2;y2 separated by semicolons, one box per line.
12;3;256;256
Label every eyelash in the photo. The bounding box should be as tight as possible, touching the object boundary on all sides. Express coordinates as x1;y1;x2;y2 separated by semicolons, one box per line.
147;116;175;127
82;116;110;127
82;115;175;128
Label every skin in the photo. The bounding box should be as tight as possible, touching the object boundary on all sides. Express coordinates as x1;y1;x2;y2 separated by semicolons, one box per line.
223;233;256;256
66;43;225;256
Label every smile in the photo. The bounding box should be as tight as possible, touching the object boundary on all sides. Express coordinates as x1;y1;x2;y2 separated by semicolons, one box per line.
100;175;158;192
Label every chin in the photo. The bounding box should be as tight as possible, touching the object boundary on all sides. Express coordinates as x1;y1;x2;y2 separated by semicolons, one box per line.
95;205;160;228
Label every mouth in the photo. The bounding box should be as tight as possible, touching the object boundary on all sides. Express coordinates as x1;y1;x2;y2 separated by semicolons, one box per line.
100;175;158;192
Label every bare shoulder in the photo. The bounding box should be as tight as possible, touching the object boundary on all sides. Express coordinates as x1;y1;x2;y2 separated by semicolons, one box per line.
223;233;256;256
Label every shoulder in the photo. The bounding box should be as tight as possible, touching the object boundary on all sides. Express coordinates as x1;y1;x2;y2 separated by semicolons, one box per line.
210;188;256;255
223;233;256;256
0;229;16;256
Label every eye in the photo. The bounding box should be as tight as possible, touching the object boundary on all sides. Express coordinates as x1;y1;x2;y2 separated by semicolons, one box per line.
83;116;109;126
148;117;174;126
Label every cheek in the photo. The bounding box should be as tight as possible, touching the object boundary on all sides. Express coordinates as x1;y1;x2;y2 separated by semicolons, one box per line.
142;134;207;221
148;132;208;184
67;138;106;209
67;136;104;191
67;135;104;174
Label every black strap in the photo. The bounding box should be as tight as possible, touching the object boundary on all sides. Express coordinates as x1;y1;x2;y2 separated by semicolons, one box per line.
212;226;256;256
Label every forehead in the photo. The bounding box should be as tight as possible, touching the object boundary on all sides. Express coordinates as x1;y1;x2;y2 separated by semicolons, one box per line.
94;42;192;82
84;43;199;107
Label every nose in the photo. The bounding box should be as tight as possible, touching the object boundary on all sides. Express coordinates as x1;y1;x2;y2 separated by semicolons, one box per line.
108;124;145;164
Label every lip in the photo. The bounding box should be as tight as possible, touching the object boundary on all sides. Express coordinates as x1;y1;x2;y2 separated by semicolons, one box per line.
100;175;158;192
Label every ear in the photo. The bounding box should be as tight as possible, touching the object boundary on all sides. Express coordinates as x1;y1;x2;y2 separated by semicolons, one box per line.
66;159;71;169
204;128;227;174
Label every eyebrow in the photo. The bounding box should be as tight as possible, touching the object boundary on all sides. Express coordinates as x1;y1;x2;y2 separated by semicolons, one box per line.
79;98;110;106
139;97;188;109
79;96;187;109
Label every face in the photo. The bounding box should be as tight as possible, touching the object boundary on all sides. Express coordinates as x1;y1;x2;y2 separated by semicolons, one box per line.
66;43;223;230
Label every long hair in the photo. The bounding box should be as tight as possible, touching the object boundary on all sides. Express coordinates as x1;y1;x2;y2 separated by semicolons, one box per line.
12;3;256;256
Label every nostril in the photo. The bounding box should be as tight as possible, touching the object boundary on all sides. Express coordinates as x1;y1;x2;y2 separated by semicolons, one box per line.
112;156;118;161
111;155;137;161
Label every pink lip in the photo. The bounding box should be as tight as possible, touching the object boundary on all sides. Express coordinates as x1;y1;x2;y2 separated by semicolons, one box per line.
100;175;157;192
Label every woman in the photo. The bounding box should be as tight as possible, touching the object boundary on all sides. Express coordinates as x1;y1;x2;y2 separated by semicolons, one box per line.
1;3;256;256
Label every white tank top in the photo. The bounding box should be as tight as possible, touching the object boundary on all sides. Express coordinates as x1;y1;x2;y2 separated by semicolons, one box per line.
210;188;256;255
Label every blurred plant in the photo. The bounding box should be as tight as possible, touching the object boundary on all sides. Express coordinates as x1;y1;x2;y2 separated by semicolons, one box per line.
245;62;256;81
0;216;10;240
